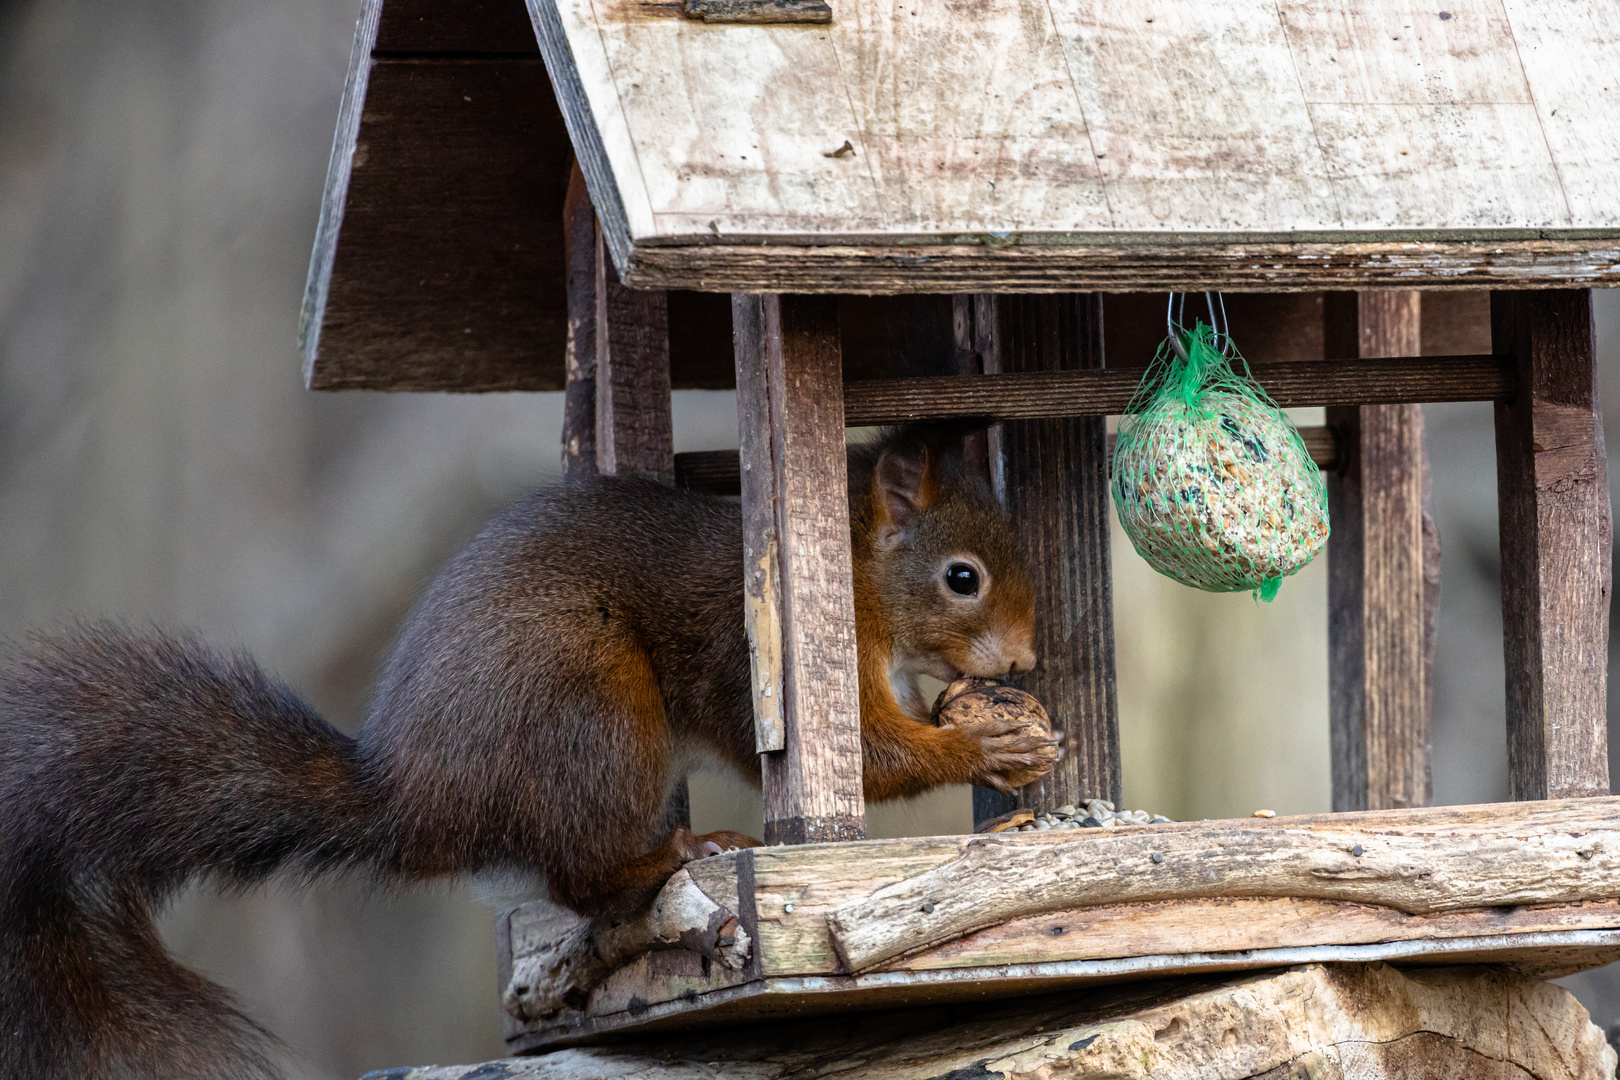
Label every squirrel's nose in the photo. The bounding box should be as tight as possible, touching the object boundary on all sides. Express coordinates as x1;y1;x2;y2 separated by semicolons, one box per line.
1008;645;1037;676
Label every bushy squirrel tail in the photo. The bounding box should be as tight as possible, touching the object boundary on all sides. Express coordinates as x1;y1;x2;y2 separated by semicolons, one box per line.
0;624;384;1080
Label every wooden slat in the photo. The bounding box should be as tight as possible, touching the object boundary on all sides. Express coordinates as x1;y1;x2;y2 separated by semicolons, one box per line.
989;296;1120;811
594;228;674;483
627;242;1620;293
560;162;597;475
1493;290;1613;801
590;217;684;826
674;427;1342;500
735;295;866;844
1325;292;1433;812
843;353;1511;426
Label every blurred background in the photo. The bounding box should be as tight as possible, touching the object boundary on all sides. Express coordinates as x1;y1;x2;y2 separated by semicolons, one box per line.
2;0;1618;1075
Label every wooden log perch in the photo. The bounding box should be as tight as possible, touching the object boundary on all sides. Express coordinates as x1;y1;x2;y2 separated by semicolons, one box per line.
827;816;1620;973
502;869;749;1022
377;962;1617;1080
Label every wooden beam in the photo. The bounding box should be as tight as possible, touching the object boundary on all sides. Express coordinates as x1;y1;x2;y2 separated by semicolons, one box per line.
675;428;1342;499
560;163;596;476
594;227;674;484
1325;292;1434;812
1493;290;1613;801
841;353;1511;426
734;295;866;845
991;295;1120;811
590;219;684;825
626;242;1620;294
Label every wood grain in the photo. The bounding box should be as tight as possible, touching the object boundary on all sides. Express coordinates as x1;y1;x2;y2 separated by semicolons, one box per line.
908;895;1620;973
988;296;1120;812
735;295;866;844
594;227;674;483
373;0;540;54
675;426;1339;499
842;353;1510;426
828;805;1620;972
1493;290;1613;801
561;162;597;475
478;964;1616;1080
503;796;1620;1047
302;52;574;391
624;240;1620;292
1326;291;1432;811
534;0;1620;289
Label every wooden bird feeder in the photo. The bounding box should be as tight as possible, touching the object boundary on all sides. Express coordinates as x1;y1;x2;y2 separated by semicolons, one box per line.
303;0;1620;1060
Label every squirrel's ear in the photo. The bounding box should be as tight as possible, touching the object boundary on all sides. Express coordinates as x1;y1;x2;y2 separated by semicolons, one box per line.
872;439;939;550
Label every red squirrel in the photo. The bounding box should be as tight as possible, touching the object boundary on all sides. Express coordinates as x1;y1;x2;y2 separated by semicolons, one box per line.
0;425;1055;1080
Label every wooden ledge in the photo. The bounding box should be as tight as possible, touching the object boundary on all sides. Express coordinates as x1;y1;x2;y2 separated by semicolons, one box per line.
504;796;1620;1050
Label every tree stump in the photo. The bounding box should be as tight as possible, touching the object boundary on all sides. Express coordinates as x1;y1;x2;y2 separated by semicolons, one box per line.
365;962;1615;1079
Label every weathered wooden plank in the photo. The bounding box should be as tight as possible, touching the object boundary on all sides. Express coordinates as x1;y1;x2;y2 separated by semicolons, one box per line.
674;428;1341;499
373;0;539;54
302;54;574;391
842;353;1511;426
1493;290;1613;801
989;296;1120;812
503;800;1620;1048
625;241;1620;292
734;295;866;844
1054;0;1335;233
534;0;1620;289
594;228;674;483
907;896;1620;973
560;163;597;475
1325;292;1432;812
452;965;1620;1080
827;804;1620;972
1500;2;1620;223
1422;290;1493;355
735;796;1620;975
733;296;785;756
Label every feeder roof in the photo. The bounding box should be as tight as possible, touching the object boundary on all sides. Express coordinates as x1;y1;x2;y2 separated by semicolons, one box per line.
541;0;1619;290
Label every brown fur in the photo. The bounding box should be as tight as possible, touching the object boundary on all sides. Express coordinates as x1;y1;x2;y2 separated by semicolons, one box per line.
0;427;1048;1079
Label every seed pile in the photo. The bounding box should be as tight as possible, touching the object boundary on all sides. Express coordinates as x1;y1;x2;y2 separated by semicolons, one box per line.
1112;323;1329;600
1015;799;1174;831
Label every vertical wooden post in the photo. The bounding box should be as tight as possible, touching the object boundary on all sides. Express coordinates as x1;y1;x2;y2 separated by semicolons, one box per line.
735;293;866;845
994;294;1121;811
560;162;597;476
1325;291;1434;811
953;296;1018;826
585;214;684;826
595;227;674;485
1493;289;1612;800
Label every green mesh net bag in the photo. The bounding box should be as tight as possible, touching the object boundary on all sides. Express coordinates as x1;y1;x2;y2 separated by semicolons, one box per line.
1110;320;1329;601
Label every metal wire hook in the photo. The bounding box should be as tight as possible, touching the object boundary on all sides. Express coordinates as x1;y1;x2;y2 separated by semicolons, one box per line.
1166;292;1190;361
1167;291;1232;360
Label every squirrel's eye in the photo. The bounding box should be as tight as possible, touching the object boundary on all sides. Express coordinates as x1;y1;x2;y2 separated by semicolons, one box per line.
945;563;980;596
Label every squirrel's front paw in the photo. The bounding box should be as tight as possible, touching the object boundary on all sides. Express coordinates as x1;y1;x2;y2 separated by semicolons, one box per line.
933;677;1060;792
963;716;1061;792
